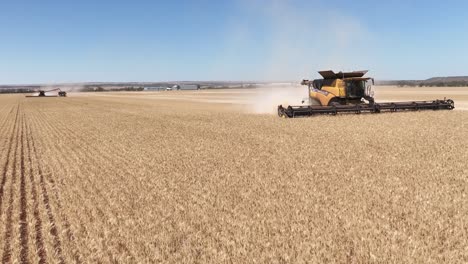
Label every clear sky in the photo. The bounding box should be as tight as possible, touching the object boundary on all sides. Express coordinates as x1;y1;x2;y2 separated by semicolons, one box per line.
1;0;467;84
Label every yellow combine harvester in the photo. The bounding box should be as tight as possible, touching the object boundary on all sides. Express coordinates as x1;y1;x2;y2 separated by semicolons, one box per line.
278;70;454;118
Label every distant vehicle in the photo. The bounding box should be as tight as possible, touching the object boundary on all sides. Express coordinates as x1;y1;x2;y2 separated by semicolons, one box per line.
26;88;67;97
173;84;200;90
143;87;169;91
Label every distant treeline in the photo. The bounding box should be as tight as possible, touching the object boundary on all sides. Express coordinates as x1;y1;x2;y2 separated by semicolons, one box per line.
377;80;468;87
0;81;260;94
0;88;33;94
378;76;468;87
0;86;146;94
81;86;145;92
1;79;466;94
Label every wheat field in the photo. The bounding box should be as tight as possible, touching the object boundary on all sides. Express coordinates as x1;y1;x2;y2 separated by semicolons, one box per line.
0;87;467;263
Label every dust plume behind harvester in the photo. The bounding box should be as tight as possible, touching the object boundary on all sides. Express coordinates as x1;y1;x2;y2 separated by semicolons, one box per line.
26;88;67;97
277;70;455;118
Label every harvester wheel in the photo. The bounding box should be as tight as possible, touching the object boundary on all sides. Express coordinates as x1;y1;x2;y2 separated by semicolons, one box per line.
374;104;381;113
277;105;288;118
447;99;455;110
328;99;341;106
355;105;361;114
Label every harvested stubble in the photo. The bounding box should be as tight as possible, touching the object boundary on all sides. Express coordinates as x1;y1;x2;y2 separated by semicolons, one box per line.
0;91;467;263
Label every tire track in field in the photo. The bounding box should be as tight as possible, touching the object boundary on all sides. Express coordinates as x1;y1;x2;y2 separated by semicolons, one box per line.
0;106;14;147
0;104;11;126
40;102;143;206
27;109;86;263
25;111;82;263
29;131;65;264
45;99;202;261
21;98;66;263
34;101;158;261
2;103;21;264
33;104;136;262
42;109;127;200
0;104;17;262
0;106;15;162
19;113;30;263
0;105;14;133
53;102;160;259
31;109;116;261
0;105;19;214
24;114;47;263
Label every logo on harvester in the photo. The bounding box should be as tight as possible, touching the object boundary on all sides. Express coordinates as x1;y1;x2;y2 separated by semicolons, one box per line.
312;88;329;96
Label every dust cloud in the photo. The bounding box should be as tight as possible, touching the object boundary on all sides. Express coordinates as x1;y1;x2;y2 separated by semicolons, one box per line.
229;1;374;80
249;84;315;114
39;84;83;94
230;1;373;114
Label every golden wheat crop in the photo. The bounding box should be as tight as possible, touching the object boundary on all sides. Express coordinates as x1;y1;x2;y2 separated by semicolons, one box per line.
0;87;467;263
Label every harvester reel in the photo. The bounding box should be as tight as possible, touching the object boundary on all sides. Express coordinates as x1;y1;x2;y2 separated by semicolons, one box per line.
277;99;455;118
277;105;288;118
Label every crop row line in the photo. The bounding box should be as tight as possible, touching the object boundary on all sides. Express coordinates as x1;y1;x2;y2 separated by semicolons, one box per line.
28;115;66;264
27;106;82;263
24;110;48;264
33;102;136;261
32;106;117;261
0;104;19;214
1;102;21;263
19;112;29;263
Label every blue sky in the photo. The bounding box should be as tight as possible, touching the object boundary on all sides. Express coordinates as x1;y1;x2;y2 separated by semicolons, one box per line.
1;0;467;84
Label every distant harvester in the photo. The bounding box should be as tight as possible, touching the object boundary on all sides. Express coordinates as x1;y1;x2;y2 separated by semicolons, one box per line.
26;88;67;97
173;84;200;90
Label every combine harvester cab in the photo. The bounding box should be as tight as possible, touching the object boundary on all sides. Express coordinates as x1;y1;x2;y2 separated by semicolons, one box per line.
278;70;455;118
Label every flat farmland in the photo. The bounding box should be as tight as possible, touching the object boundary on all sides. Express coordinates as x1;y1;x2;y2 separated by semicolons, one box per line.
0;86;467;263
